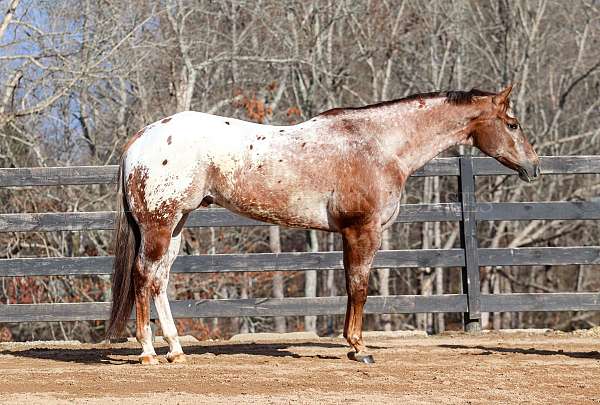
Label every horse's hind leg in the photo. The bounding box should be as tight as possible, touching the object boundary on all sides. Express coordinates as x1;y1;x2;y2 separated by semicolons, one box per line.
134;215;185;364
133;251;159;365
152;215;188;363
341;219;381;364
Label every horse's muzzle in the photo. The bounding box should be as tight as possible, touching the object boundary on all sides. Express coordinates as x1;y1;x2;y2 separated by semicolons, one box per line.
517;162;541;183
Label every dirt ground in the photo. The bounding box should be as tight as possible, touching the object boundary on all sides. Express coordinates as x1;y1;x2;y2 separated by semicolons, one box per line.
1;330;600;404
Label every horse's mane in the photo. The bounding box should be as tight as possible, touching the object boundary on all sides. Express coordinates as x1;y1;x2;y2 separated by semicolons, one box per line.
319;88;495;117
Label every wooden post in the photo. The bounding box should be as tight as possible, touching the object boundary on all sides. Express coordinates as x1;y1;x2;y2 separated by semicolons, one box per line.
459;154;482;332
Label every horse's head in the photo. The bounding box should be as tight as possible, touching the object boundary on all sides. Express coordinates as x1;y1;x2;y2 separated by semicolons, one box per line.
469;85;540;182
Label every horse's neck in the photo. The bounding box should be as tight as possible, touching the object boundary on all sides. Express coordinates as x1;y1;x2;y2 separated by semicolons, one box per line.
381;100;478;175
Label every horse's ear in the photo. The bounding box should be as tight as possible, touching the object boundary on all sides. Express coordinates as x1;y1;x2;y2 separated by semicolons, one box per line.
492;84;513;106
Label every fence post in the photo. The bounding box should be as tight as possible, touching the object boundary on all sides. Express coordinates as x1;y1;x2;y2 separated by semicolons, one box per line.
459;154;482;332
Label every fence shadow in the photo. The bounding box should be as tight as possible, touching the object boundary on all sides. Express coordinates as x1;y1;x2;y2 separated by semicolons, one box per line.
0;341;356;365
439;344;600;360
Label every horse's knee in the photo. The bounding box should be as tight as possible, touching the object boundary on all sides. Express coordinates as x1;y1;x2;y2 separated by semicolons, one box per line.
347;272;369;300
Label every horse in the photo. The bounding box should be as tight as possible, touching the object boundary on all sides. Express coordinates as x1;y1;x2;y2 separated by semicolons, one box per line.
107;84;540;365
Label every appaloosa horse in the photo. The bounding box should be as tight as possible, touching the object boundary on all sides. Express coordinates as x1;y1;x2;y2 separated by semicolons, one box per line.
107;84;539;365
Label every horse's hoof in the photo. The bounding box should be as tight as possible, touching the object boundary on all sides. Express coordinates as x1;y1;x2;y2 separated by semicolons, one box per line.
166;352;187;364
139;354;159;365
347;351;375;364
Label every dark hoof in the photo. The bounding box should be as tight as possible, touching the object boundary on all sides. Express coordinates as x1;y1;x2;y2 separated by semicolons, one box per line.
347;351;375;364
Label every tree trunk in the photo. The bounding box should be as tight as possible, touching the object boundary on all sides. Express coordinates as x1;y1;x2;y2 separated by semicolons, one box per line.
492;269;501;330
501;274;513;329
270;226;286;333
377;229;392;331
240;274;250;334
326;232;337;335
418;178;433;332
432;176;445;333
304;230;318;333
480;270;490;329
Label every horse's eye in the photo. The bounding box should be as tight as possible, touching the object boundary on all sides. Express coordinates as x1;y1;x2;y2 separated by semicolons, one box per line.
507;122;519;130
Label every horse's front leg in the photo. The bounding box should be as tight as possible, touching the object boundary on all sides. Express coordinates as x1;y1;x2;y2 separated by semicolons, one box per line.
341;219;381;364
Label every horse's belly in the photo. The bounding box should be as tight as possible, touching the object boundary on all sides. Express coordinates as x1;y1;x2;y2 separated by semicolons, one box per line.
214;189;332;230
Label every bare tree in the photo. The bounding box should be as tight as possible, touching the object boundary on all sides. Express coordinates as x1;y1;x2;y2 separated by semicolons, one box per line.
270;226;286;333
2;0;600;341
304;230;318;333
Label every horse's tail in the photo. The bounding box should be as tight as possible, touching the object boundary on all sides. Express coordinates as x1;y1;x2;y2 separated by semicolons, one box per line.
106;156;140;338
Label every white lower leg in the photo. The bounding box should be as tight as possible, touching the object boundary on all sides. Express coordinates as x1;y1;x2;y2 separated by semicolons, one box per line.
137;323;156;356
154;291;183;356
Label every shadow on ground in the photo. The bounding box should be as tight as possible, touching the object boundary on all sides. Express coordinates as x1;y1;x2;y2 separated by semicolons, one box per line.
439;344;600;360
0;341;366;365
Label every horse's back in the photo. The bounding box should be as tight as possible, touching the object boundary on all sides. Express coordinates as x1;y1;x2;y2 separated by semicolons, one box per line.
121;110;397;231
122;111;289;216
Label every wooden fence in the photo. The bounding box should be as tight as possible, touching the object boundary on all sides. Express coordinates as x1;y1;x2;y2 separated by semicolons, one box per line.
1;155;600;331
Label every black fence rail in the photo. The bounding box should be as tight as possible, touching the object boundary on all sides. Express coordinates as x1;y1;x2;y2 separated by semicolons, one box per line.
1;156;599;330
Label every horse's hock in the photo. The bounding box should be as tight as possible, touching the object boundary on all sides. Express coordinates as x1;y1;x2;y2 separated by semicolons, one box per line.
1;156;600;326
